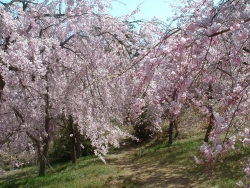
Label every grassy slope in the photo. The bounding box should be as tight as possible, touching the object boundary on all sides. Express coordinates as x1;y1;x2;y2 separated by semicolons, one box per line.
0;156;121;188
0;134;249;188
128;135;247;188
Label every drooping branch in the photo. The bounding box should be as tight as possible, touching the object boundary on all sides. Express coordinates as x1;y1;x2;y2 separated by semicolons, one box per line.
208;18;250;38
13;107;25;123
208;28;230;37
60;34;76;47
0;127;22;149
26;131;41;145
43;13;65;18
0;0;15;6
0;0;38;7
216;67;232;77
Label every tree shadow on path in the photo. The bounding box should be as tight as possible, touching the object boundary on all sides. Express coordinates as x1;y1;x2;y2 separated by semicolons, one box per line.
105;140;209;188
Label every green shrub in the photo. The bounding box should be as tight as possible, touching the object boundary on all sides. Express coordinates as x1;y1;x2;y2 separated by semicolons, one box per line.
49;127;94;163
133;108;155;141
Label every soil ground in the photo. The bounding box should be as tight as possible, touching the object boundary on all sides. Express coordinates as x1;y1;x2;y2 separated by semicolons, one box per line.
104;141;209;188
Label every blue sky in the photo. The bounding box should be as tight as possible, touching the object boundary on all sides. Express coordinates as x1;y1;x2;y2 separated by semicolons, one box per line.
109;0;174;22
0;0;172;21
109;0;220;22
0;0;219;22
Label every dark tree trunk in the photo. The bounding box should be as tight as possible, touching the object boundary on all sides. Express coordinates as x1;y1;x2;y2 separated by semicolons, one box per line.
168;89;178;145
75;128;81;159
39;71;50;176
0;74;5;100
70;138;76;164
69;115;76;164
168;118;177;145
204;84;214;143
204;111;214;143
168;120;174;145
39;155;46;176
39;146;49;176
174;123;179;139
39;112;50;176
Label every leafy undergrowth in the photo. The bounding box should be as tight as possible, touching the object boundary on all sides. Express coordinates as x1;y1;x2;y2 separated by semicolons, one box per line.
1;134;249;188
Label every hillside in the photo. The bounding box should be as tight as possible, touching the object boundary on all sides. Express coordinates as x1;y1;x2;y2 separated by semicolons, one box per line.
0;133;248;188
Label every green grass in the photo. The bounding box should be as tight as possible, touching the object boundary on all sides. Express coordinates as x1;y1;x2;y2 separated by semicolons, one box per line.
132;134;249;187
1;134;249;188
0;156;121;188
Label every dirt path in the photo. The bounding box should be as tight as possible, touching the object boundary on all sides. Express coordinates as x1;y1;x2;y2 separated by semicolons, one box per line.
104;144;208;188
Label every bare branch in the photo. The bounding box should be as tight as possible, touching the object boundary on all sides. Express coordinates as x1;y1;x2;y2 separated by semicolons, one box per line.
13;107;25;123
60;34;76;47
208;28;230;37
243;47;250;54
26;131;41;145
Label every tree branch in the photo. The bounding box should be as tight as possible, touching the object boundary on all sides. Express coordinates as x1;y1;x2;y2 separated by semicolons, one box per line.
13;107;25;123
243;47;250;54
60;34;76;47
26;131;41;145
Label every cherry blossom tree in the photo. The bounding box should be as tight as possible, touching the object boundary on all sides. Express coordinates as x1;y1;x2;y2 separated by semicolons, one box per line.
0;0;160;176
120;0;250;185
1;0;250;185
139;0;250;185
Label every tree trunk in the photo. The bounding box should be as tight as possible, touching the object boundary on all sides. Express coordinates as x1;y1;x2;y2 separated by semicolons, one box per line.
39;155;46;176
70;138;76;164
39;115;50;176
204;111;214;143
38;138;49;176
168;119;175;145
69;115;76;164
204;84;214;143
0;74;5;100
174;123;179;139
168;89;178;145
75;128;81;159
39;71;50;176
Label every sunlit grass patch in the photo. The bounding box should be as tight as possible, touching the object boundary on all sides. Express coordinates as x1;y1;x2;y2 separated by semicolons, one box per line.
132;134;248;187
1;133;249;187
0;156;121;188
